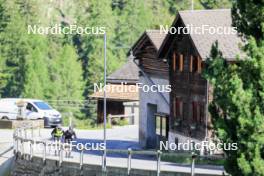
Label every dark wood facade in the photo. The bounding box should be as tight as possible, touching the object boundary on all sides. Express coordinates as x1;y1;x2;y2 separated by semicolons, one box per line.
97;100;124;123
167;19;209;140
136;41;168;76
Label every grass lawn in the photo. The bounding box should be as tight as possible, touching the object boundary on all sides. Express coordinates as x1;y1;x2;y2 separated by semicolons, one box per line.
161;152;225;166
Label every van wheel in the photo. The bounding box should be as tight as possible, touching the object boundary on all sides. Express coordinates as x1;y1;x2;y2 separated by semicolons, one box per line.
2;116;9;120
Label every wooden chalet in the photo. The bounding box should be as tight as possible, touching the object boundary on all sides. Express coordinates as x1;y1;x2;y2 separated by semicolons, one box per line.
158;9;243;144
91;59;139;124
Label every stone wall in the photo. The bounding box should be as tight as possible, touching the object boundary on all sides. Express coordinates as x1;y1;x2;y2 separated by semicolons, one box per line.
12;153;221;176
12;154;192;176
0;120;44;129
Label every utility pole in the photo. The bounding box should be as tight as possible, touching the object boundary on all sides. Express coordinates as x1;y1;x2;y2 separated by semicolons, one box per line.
102;32;107;173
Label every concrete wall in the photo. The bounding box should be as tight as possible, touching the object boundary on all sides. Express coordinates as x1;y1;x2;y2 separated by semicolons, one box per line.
139;74;170;148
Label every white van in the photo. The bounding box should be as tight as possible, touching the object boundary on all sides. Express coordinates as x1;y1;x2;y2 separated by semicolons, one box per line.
0;98;62;127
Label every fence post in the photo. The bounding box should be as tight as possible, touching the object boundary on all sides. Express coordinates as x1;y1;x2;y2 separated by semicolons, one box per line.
30;140;33;160
15;138;19;154
101;150;107;175
127;148;132;175
157;150;161;176
43;142;46;164
191;152;197;176
21;140;24;158
59;146;63;167
80;149;84;169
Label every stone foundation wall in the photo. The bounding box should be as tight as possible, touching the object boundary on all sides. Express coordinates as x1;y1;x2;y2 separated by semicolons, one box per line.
11;154;217;176
0;120;44;129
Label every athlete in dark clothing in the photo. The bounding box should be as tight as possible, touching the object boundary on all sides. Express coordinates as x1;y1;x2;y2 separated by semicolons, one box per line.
64;126;77;143
63;126;77;158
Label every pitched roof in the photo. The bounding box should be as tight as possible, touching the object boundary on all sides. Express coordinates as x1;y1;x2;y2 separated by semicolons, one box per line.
90;84;139;101
107;59;138;84
145;30;167;50
130;30;167;55
159;9;244;60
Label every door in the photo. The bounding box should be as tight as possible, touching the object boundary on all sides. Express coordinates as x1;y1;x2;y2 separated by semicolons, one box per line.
26;103;39;120
146;104;157;149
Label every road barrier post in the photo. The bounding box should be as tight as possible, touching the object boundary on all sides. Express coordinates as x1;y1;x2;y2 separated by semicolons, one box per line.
43;142;46;164
80;149;84;169
157;150;161;176
101;150;107;175
30;140;33;160
21;140;24;158
15;138;18;154
127;148;132;175
191;152;197;176
59;147;63;167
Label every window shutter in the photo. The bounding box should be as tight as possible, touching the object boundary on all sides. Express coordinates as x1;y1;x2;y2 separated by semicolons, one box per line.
179;54;183;72
189;55;193;72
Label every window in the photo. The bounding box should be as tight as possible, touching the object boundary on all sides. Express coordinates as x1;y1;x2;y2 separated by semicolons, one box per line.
26;103;38;112
172;52;184;72
33;102;52;110
192;56;202;73
179;54;184;72
189;55;193;72
156;114;168;138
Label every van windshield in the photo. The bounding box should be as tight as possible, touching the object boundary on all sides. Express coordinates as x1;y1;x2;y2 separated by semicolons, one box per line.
33;102;52;110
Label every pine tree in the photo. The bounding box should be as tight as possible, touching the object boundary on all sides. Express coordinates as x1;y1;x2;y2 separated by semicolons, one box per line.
49;44;84;118
232;0;264;43
200;0;231;9
204;1;264;175
22;35;51;99
0;2;31;97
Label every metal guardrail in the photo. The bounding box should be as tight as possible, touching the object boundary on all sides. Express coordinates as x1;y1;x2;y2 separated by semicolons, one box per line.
13;126;205;176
